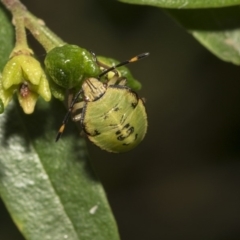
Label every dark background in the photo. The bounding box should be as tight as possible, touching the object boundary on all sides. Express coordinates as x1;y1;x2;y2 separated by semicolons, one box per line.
1;0;240;239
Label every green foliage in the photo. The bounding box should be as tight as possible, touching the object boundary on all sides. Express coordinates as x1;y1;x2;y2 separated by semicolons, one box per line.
168;7;240;65
0;6;14;111
0;97;4;113
0;98;120;240
45;45;143;97
121;0;240;65
0;6;120;240
120;0;240;8
0;6;13;70
1;0;240;239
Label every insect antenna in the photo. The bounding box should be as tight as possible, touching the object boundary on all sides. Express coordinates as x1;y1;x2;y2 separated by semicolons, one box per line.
98;52;149;78
55;89;83;142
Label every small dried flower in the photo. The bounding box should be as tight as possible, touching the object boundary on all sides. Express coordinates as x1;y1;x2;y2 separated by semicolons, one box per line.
0;52;51;114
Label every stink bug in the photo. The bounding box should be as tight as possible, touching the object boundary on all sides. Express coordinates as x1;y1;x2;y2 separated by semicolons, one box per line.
56;53;149;153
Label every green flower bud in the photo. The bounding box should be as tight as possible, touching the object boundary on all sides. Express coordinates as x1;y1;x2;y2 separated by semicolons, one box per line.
1;54;51;114
44;44;101;89
0;73;15;112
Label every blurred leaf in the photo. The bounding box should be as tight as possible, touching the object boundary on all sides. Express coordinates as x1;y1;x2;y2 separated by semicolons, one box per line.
167;7;240;65
119;0;240;65
0;98;120;240
0;4;14;70
120;0;240;8
0;5;120;240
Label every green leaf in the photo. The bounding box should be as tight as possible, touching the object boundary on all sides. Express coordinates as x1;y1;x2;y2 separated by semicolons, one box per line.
119;0;240;65
0;97;4;113
0;4;14;71
0;98;120;240
167;7;240;65
119;0;240;8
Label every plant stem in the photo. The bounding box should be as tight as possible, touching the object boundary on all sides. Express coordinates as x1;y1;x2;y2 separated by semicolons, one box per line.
1;0;65;52
24;12;65;51
1;0;25;12
13;11;28;49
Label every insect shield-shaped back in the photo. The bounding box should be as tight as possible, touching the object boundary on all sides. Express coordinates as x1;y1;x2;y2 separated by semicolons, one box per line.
55;51;149;153
82;78;107;102
81;78;147;153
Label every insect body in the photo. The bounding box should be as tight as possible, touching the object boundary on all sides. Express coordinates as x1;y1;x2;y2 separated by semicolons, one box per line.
56;53;149;153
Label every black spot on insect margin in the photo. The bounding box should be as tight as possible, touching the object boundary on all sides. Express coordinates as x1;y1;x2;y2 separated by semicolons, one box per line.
134;134;138;141
124;123;130;129
94;130;101;136
115;130;121;135
84;129;101;137
131;102;137;109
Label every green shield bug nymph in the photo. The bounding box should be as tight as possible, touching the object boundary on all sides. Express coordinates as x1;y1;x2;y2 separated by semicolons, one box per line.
56;53;149;153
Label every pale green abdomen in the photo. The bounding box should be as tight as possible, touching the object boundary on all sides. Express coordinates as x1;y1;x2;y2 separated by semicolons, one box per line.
82;86;147;153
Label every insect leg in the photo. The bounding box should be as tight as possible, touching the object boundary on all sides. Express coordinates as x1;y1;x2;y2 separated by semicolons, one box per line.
98;60;119;85
55;89;83;141
118;77;127;86
72;101;85;122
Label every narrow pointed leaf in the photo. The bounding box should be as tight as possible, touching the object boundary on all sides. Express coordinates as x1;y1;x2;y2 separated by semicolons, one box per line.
0;5;120;240
0;98;120;240
0;5;14;70
119;0;240;9
167;7;240;65
118;0;240;65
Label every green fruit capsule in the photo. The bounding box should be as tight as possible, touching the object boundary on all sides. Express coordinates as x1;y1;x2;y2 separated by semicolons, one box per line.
56;53;149;153
44;44;101;89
